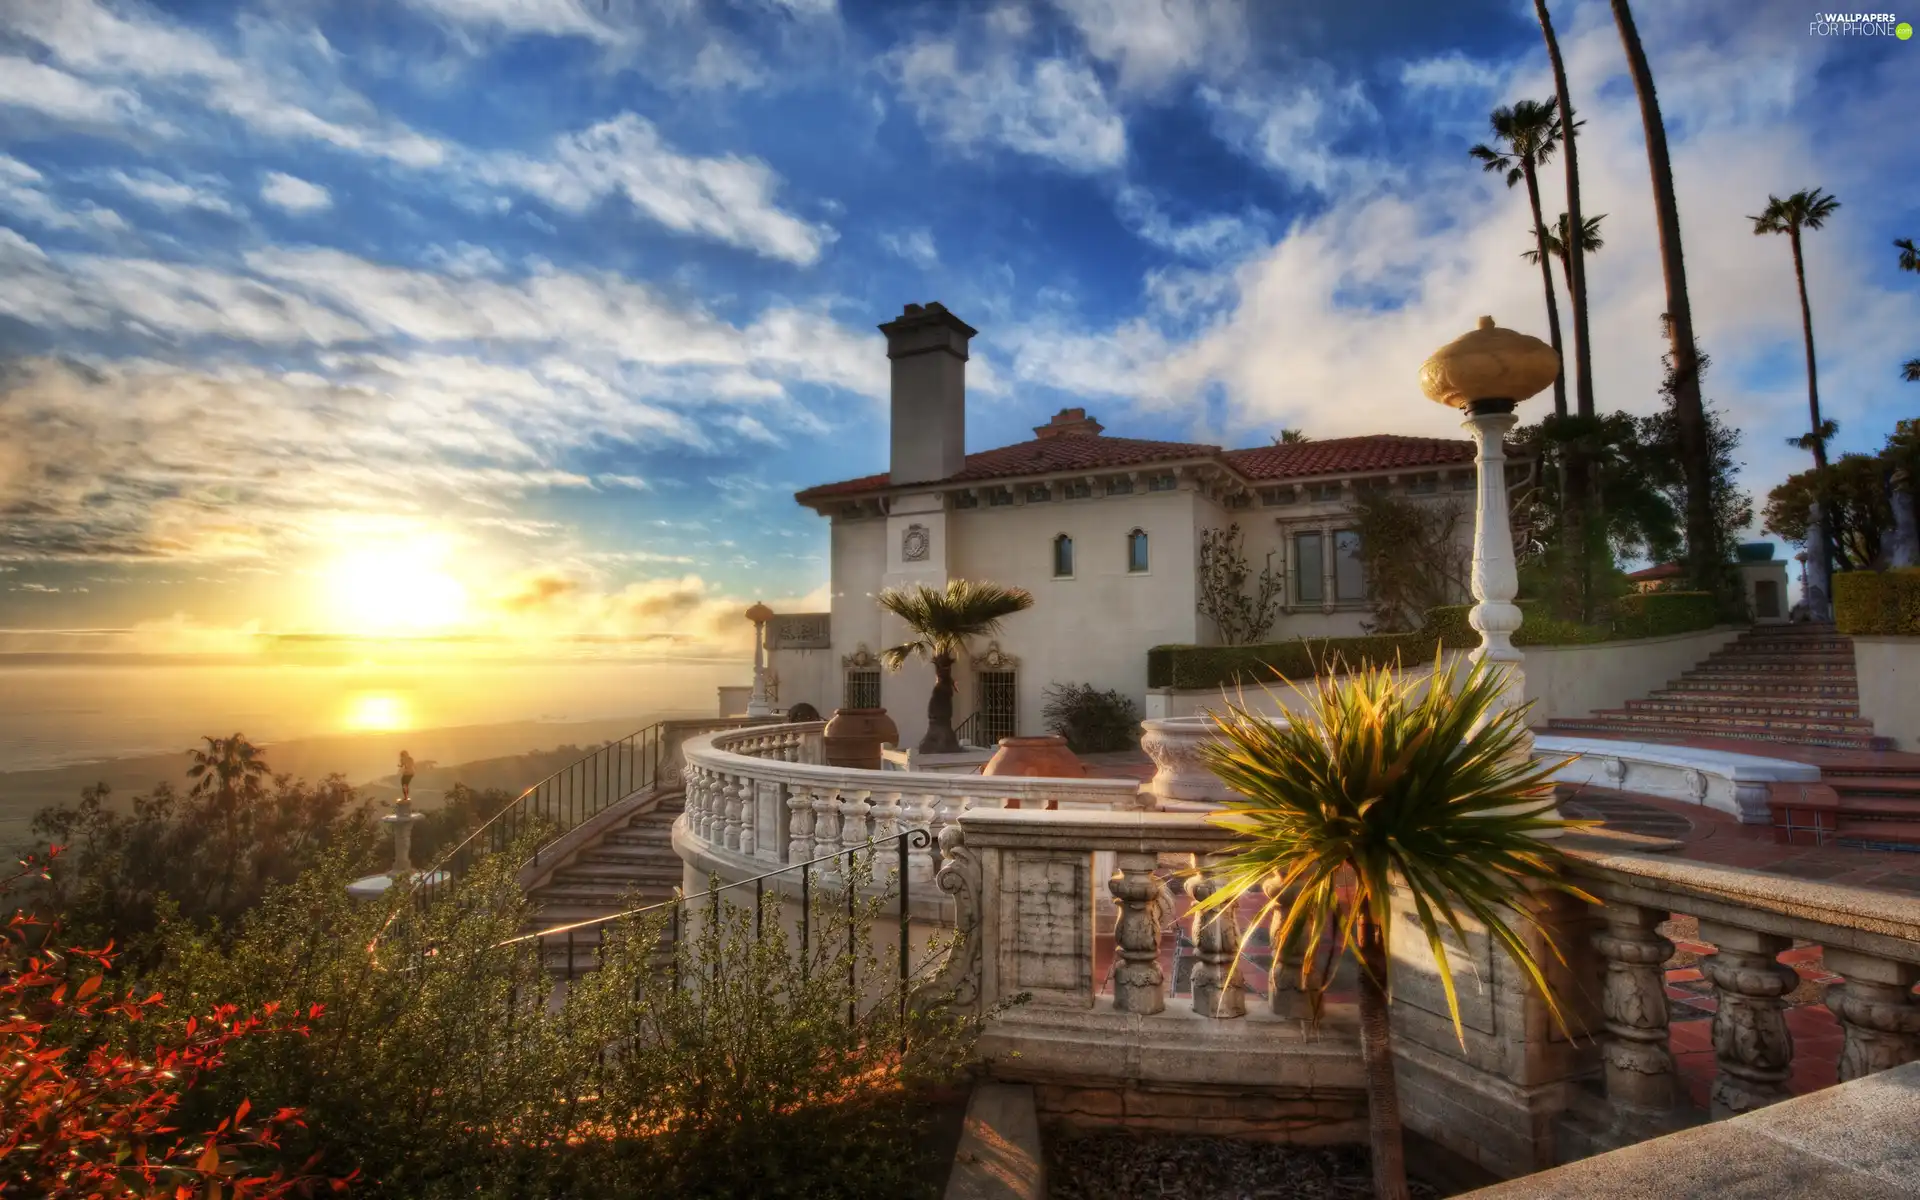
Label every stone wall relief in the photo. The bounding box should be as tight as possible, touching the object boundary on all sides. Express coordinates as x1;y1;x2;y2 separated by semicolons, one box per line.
902;523;931;563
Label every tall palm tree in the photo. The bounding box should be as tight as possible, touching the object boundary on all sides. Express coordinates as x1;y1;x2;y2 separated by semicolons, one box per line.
1611;0;1719;592
1522;211;1606;301
1899;238;1918;383
1471;98;1568;419
1194;657;1589;1200
1274;428;1311;445
1531;2;1593;423
186;732;271;912
1751;189;1842;470
878;579;1034;753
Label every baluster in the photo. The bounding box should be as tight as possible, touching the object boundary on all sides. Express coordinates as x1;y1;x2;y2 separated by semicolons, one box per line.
1187;854;1245;1019
904;791;938;881
1698;922;1797;1118
840;789;872;860
1592;903;1678;1115
783;732;800;762
1262;876;1326;1020
869;790;902;866
787;786;816;863
812;787;843;875
689;768;711;840
722;775;744;852
739;778;758;858
1109;852;1165;1015
1823;949;1920;1082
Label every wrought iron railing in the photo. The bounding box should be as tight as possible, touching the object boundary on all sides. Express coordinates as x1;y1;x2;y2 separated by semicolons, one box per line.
953;712;980;748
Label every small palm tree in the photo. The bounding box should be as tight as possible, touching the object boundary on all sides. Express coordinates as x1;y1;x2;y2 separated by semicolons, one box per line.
1523;211;1606;304
878;580;1034;753
1273;428;1310;445
1194;657;1589;1200
1751;188;1842;470
1471;98;1568;418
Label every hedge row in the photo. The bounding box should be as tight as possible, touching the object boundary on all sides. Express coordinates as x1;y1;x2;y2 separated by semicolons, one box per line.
1834;569;1920;636
1150;591;1722;691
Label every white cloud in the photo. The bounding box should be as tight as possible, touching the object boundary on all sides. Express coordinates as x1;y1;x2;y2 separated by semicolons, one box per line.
1399;52;1503;96
0;54;147;125
0;157;129;235
1048;0;1245;93
1114;185;1268;262
423;241;506;277
259;172;332;213
401;0;620;42
1200;77;1388;195
479;113;835;265
107;168;240;216
880;227;939;269
889;37;1126;173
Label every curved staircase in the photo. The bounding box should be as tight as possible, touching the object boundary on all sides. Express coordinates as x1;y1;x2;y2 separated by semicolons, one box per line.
523;794;684;975
1546;624;1920;850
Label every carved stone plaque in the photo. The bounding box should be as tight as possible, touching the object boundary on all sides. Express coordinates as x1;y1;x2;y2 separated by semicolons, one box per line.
766;613;830;650
902;523;931;562
1000;852;1091;1003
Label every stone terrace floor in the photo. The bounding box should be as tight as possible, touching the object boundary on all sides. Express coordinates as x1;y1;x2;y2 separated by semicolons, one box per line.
1074;748;1920;1110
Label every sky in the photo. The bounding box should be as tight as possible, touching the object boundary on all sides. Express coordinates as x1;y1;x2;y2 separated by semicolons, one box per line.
1;0;1915;664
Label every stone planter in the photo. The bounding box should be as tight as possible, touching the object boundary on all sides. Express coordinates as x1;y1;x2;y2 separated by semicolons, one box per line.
822;707;898;771
983;736;1085;809
1140;715;1264;809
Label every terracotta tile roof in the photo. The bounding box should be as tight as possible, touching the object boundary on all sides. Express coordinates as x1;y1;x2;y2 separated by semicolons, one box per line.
1221;435;1475;481
794;434;1221;501
1627;562;1685;581
793;426;1478;505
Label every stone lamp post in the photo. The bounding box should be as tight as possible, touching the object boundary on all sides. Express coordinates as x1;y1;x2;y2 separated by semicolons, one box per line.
745;601;775;718
1419;315;1561;767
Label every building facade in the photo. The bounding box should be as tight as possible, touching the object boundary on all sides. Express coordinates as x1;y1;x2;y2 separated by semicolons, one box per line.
763;302;1488;749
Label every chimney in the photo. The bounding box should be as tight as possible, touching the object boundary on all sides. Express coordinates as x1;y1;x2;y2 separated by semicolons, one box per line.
1033;407;1104;439
880;301;976;485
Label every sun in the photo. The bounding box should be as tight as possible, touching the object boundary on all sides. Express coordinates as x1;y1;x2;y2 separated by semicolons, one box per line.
345;692;412;731
324;541;470;635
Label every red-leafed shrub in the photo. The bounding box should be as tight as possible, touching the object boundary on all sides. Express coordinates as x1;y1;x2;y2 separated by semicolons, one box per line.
1;849;350;1199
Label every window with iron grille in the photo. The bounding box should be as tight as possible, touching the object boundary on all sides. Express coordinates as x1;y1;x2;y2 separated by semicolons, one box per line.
989;488;1014;507
1107;477;1134;496
1335;529;1367;601
1452;471;1475;491
1064;480;1092;500
1305;482;1342;502
1407;473;1438;495
1260;486;1295;506
953;491;980;509
977;670;1017;745
845;669;881;710
1146;473;1178;492
1026;483;1052;502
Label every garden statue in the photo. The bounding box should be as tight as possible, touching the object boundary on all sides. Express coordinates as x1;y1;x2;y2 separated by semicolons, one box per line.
399;749;415;802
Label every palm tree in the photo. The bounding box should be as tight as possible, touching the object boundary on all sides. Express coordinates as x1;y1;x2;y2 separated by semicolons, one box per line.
1610;0;1719;593
1273;428;1310;445
878;579;1034;753
1522;211;1606;302
1194;657;1589;1200
1899;238;1918;383
1471;98;1568;419
1751;189;1842;470
1531;2;1593;423
186;732;271;912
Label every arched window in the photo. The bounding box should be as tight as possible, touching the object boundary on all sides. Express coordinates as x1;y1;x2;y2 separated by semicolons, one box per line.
1052;534;1074;578
1127;528;1149;573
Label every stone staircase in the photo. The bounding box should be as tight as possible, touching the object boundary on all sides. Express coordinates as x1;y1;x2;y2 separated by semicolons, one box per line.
1546;624;1891;751
523;794;684;975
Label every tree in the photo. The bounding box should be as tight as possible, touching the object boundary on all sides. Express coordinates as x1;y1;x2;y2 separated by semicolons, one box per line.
1763;424;1920;571
878;580;1034;754
1522;211;1605;302
1609;0;1718;599
1273;429;1310;445
1349;492;1470;632
1471;98;1569;418
186;733;274;915
1531;3;1593;424
1193;657;1588;1200
1197;524;1282;645
1638;346;1754;611
1899;238;1918;382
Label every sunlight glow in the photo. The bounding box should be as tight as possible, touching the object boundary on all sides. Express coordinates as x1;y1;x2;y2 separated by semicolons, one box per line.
324;539;470;634
345;692;411;731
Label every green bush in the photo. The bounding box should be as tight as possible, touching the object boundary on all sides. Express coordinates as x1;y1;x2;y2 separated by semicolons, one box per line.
1836;568;1920;635
1421;600;1609;648
155;842;980;1199
1042;683;1141;752
1147;633;1443;691
1609;590;1719;639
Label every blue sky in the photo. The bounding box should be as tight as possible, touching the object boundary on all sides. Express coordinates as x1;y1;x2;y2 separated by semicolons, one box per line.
0;0;1914;658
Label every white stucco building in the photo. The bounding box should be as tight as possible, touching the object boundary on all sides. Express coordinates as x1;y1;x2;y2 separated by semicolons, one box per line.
761;301;1486;750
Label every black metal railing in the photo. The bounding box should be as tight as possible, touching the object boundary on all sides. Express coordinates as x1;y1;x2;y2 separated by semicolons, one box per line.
953;712;980;748
501;829;936;1049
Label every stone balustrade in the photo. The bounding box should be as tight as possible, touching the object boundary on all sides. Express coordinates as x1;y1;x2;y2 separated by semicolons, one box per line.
678;722;1144;888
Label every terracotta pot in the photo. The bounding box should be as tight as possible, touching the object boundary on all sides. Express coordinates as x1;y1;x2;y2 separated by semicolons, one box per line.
822;707;898;771
983;736;1085;808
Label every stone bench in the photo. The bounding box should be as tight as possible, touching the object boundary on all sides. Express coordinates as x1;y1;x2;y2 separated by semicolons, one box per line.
1533;735;1821;825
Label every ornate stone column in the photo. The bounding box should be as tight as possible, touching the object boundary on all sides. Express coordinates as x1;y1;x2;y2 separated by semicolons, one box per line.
1186;855;1246;1019
1697;921;1797;1118
1262;875;1326;1021
745;601;774;717
1823;948;1920;1082
1109;852;1165;1015
1592;903;1678;1115
786;786;815;863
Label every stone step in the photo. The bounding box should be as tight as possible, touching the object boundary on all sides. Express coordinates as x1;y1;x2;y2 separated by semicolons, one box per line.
1834;820;1920;852
1722;634;1852;650
551;859;684;885
576;846;683;869
528;882;674;910
1575;708;1879;736
1828;774;1920;798
1662;679;1857;698
1698;652;1858;669
1545;718;1888;752
1627;697;1860;719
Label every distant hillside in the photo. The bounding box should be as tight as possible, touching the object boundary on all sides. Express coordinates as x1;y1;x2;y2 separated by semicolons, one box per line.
0;712;704;847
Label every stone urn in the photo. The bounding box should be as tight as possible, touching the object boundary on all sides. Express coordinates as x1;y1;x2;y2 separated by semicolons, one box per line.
822;707;897;771
983;735;1085;808
1140;715;1268;810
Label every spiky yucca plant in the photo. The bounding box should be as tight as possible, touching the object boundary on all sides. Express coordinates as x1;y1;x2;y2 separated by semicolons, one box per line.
1193;655;1591;1200
878;579;1034;753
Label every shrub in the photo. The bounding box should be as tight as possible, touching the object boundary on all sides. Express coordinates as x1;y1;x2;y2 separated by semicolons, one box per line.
1147;634;1442;691
1836;568;1920;635
156;841;980;1199
1042;683;1141;752
1421;601;1608;648
1609;590;1718;639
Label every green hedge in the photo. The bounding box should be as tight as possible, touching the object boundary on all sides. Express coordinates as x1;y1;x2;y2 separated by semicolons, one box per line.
1835;569;1920;635
1147;633;1445;690
1152;591;1722;691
